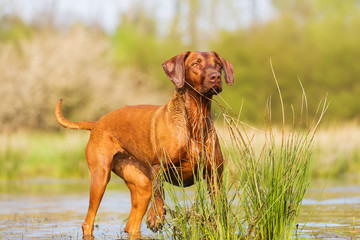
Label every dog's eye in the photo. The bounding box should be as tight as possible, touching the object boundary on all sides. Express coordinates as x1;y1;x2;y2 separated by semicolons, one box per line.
215;62;221;68
192;63;199;68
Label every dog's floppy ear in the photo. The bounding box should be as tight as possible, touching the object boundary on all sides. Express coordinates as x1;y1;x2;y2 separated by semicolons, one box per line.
162;51;191;89
213;52;234;85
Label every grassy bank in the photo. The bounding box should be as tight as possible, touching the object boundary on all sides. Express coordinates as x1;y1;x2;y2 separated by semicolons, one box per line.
311;123;360;180
0;131;89;180
0;123;359;181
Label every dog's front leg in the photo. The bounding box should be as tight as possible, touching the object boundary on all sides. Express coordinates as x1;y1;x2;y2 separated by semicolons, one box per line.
205;135;228;216
146;165;166;232
205;135;224;197
204;143;230;233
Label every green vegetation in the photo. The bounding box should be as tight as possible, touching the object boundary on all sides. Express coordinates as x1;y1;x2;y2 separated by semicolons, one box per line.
0;16;33;42
0;132;89;180
310;123;360;180
211;1;360;123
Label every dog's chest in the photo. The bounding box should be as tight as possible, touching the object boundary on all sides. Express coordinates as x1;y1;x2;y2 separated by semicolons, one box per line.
160;135;216;187
167;131;216;164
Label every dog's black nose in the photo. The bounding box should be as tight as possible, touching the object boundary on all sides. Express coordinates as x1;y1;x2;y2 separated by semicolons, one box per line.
209;72;221;82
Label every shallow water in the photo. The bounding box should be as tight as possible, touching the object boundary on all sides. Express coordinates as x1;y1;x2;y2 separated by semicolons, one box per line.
0;179;359;239
0;179;158;239
297;182;360;239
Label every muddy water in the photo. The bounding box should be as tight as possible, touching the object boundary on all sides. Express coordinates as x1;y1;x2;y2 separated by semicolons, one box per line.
0;179;359;239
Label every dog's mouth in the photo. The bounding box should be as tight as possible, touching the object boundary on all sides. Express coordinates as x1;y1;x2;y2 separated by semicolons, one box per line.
203;84;222;96
211;85;222;94
211;80;223;92
199;78;223;96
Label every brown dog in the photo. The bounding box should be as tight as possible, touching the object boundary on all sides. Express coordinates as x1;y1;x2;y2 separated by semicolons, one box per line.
55;51;234;236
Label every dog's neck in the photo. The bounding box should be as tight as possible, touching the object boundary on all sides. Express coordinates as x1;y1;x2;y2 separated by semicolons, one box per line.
169;88;213;141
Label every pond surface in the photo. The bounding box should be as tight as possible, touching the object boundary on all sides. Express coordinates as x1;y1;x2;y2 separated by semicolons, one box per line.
0;178;359;239
298;181;360;239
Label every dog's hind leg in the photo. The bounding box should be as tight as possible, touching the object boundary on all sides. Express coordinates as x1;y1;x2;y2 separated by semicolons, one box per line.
82;142;113;236
115;159;152;234
146;165;165;232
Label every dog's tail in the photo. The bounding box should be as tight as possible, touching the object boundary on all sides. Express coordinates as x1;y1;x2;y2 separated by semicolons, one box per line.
55;99;95;130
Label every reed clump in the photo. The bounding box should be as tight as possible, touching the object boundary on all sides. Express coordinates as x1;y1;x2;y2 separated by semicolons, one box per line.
223;108;325;239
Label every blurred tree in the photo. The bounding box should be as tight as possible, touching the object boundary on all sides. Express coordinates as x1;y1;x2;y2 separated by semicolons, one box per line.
0;16;33;42
111;1;186;89
169;0;182;40
188;0;200;48
212;0;360;124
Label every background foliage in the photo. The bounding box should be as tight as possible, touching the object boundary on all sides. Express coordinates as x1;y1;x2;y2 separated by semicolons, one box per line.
0;0;359;131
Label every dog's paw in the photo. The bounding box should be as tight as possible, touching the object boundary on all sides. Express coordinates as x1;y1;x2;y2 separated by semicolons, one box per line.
146;206;166;233
146;219;162;233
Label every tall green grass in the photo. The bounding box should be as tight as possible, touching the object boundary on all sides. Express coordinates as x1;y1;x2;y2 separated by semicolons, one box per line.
224;109;323;239
154;70;328;239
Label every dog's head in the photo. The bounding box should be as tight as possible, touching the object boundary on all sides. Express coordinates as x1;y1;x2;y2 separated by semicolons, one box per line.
162;51;234;96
